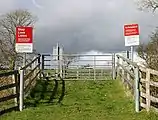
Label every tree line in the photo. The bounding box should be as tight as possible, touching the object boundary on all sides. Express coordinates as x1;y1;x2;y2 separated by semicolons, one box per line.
137;0;158;70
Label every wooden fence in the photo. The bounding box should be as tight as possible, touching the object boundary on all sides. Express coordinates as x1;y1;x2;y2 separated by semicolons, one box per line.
0;70;19;114
116;54;140;112
0;55;41;114
19;54;41;111
139;67;158;112
116;54;158;112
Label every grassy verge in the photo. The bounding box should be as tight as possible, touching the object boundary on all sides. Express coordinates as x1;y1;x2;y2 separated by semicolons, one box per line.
1;80;158;120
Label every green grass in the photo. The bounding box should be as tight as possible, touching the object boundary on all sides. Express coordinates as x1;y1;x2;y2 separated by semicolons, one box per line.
1;80;158;120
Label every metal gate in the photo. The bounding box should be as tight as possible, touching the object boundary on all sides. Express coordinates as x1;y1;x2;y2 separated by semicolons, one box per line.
41;53;115;80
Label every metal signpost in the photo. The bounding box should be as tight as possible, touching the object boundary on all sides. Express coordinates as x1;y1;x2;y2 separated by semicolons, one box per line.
124;24;140;61
124;24;140;112
15;26;33;111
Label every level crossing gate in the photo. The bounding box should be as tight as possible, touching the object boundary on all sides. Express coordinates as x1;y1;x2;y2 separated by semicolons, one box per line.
41;53;115;81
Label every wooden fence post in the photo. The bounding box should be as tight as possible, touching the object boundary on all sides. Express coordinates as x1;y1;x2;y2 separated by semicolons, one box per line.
42;55;45;71
19;69;24;111
146;69;150;112
134;67;140;113
38;55;41;78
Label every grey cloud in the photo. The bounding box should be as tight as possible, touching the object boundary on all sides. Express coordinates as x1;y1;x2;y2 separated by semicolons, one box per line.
32;0;158;53
0;1;16;14
1;0;158;53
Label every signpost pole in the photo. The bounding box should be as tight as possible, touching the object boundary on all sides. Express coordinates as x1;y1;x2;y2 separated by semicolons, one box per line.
23;53;26;75
127;50;129;59
131;46;134;62
23;53;26;67
124;23;140;113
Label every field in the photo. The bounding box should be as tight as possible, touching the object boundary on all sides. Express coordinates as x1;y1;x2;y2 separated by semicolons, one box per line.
1;79;158;120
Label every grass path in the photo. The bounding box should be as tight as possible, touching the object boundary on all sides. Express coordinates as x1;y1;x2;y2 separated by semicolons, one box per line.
1;80;158;120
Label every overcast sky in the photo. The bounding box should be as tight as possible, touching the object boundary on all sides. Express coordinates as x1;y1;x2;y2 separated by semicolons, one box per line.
0;0;158;53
